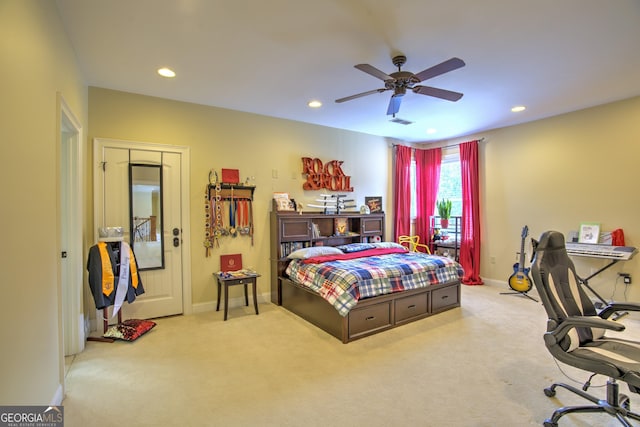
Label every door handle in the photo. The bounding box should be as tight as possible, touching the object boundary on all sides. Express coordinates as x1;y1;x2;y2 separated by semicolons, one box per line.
173;237;180;247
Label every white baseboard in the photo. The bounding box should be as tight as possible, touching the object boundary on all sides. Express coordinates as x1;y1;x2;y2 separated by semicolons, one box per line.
192;292;269;314
482;278;507;287
50;383;63;405
192;301;216;314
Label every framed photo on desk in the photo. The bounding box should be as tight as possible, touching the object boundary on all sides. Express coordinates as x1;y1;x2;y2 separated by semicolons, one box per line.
578;222;600;244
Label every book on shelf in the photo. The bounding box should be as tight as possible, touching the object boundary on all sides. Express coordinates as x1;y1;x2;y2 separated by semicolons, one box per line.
280;241;311;257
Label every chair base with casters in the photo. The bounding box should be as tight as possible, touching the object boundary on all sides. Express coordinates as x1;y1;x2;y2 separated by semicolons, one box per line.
530;230;640;427
542;378;640;427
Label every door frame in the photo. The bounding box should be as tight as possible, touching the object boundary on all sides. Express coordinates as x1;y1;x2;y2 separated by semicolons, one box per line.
58;93;84;356
93;138;192;316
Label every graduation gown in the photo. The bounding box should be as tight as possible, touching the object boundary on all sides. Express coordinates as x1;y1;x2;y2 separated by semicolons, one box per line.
87;241;145;310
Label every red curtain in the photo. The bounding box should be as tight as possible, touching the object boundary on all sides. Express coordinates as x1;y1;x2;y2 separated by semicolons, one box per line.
415;147;442;246
394;145;412;241
459;140;483;285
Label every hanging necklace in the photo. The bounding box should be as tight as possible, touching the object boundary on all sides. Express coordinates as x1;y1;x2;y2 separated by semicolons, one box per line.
229;186;237;237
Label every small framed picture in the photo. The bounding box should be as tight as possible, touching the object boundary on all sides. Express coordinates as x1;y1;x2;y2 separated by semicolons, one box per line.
365;196;382;213
334;217;348;236
273;192;294;211
578;222;600;244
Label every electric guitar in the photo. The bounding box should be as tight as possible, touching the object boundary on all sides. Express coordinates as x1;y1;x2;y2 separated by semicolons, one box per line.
508;225;533;292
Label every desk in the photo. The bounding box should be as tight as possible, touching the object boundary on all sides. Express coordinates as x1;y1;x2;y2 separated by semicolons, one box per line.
215;273;260;321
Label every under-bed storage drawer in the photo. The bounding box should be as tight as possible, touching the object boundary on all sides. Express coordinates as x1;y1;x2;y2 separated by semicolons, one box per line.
431;284;459;312
395;292;429;323
348;302;392;338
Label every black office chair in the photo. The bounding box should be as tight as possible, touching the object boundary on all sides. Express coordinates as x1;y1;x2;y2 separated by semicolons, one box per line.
530;230;640;427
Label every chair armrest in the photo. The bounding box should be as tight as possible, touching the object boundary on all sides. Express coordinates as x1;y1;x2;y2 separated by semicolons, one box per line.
545;316;625;345
599;302;640;319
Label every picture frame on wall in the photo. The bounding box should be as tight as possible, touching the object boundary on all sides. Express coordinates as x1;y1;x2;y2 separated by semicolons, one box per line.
365;196;382;213
578;222;600;244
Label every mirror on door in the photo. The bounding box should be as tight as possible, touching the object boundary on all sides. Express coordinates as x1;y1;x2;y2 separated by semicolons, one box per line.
129;164;164;270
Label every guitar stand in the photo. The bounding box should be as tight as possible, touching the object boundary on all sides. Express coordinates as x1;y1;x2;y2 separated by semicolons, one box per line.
500;290;538;302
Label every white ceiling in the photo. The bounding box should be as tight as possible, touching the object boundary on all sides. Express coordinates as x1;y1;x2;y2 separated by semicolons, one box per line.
55;0;640;143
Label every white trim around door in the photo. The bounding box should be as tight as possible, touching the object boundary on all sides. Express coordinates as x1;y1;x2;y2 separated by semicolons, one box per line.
93;138;192;320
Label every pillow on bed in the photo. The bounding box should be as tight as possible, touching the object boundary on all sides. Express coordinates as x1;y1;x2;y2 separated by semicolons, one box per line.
335;243;376;253
287;246;344;259
371;242;408;250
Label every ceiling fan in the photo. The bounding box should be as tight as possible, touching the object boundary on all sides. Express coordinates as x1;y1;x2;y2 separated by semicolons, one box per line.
335;55;465;116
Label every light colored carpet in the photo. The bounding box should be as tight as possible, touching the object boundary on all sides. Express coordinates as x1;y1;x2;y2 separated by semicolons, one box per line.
63;282;640;426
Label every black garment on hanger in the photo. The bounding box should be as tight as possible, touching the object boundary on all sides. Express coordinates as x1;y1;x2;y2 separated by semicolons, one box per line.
86;241;145;310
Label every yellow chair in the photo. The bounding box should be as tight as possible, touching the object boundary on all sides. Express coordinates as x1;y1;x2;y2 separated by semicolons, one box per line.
398;235;431;254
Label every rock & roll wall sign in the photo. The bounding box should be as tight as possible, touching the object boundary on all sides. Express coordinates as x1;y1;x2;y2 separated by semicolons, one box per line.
301;157;354;191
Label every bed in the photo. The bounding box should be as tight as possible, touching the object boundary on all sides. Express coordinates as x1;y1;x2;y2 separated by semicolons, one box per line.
279;242;464;343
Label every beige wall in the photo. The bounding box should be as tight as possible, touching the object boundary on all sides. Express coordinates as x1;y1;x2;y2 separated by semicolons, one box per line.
87;88;394;308
1;1;87;404
440;95;640;300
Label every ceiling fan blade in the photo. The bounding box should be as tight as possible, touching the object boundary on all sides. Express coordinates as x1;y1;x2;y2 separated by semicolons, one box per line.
335;88;387;103
386;94;403;115
414;57;465;82
413;86;463;102
354;63;394;81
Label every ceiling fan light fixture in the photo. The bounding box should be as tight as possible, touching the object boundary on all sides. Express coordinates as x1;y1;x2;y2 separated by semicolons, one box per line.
157;67;176;78
336;55;465;116
307;100;322;108
511;105;526;112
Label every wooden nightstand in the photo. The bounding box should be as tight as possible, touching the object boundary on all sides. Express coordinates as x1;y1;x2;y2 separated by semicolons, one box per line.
215;273;260;321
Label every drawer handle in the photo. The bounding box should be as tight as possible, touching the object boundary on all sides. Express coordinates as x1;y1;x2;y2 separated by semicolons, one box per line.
407;304;416;309
441;295;449;299
366;316;376;321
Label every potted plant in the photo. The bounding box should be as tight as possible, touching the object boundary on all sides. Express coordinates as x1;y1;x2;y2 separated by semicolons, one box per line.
437;199;452;229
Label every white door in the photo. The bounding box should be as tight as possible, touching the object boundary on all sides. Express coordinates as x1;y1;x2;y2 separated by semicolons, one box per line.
94;139;191;320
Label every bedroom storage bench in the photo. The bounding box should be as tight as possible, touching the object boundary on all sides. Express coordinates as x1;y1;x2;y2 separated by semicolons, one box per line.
280;277;460;343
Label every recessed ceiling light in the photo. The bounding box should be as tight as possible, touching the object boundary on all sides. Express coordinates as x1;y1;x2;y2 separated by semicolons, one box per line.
157;67;176;78
511;105;526;112
426;128;437;134
307;100;322;108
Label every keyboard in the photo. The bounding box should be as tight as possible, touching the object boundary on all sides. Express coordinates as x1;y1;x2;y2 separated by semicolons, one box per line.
565;242;637;261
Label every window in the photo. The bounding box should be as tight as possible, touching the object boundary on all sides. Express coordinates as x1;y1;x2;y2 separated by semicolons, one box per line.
410;147;462;218
437;148;462;217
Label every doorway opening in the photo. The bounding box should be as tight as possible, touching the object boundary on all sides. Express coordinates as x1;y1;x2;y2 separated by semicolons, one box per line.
59;94;84;357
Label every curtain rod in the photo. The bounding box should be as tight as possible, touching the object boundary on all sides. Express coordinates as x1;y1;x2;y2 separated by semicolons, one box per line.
442;137;485;149
393;137;485;149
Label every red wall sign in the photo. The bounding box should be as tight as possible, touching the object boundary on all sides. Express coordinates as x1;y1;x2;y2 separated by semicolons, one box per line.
302;157;353;192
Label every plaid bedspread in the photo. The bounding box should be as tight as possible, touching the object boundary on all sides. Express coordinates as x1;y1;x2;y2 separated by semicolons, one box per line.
285;252;464;316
